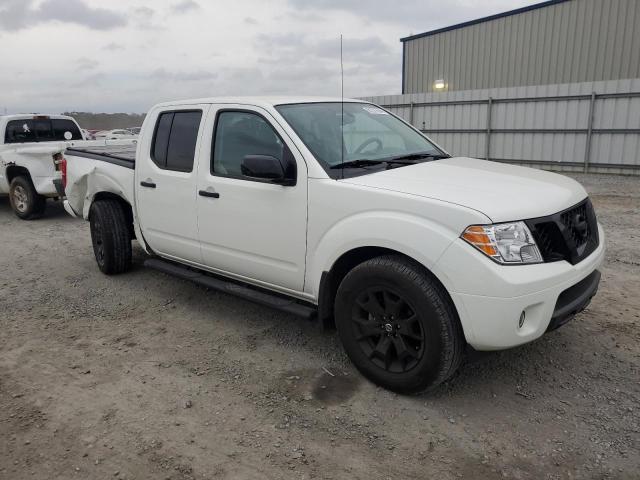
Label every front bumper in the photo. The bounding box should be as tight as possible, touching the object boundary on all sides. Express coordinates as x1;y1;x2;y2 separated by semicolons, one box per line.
436;224;605;350
546;269;600;332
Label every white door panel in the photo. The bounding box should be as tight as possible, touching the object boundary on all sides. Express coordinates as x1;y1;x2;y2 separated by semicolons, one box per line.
198;176;306;289
196;105;308;291
135;105;209;263
137;170;201;259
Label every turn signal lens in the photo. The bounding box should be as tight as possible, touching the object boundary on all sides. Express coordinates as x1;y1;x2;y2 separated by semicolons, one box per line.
461;222;543;264
461;226;499;257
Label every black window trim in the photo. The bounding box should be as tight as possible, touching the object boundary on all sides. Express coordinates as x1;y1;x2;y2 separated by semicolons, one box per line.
210;108;297;186
150;108;203;173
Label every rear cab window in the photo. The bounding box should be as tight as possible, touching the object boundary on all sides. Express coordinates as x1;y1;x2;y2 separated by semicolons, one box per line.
52;119;83;140
4;117;83;144
5;120;36;143
151;110;203;172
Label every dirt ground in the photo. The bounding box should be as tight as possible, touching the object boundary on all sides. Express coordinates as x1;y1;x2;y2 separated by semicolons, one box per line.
1;172;638;480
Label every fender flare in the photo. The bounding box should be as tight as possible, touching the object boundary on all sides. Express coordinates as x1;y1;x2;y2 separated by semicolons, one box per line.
307;210;460;299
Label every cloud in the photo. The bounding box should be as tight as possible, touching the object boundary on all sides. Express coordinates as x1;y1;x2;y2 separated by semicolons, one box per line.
0;0;32;31
247;31;398;100
4;0;537;114
70;72;106;88
255;33;393;66
255;32;306;50
0;0;126;32
150;68;217;82
287;0;532;29
133;6;155;17
131;5;164;30
37;0;126;29
278;10;324;23
170;0;201;14
76;57;99;71
314;37;393;62
102;42;124;51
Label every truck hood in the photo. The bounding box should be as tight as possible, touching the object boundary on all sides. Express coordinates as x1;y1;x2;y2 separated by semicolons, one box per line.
343;157;588;223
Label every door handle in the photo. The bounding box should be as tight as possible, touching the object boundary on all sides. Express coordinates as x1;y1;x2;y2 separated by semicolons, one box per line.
140;181;156;188
199;190;220;198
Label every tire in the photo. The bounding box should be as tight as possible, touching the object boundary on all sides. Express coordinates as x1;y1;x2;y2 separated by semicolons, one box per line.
89;200;132;275
334;255;464;394
9;175;46;220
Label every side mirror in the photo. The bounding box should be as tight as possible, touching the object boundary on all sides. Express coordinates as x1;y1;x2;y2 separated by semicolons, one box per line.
241;155;295;186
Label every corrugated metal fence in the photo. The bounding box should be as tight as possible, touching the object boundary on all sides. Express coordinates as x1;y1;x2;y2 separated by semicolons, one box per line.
361;78;640;175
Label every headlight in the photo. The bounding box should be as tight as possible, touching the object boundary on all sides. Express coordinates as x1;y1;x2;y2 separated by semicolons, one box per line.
461;221;543;264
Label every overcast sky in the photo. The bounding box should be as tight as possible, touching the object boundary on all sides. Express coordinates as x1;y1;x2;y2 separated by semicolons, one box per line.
0;0;532;114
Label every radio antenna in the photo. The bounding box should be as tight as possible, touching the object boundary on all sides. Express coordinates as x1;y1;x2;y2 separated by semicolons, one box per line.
340;34;345;180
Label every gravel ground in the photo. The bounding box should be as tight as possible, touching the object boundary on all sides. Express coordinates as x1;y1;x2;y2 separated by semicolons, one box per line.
1;172;639;480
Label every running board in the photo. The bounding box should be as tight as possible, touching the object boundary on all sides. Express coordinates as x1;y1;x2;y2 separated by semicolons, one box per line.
144;258;317;320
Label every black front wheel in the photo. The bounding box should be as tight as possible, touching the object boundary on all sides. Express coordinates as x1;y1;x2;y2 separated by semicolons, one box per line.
335;255;464;394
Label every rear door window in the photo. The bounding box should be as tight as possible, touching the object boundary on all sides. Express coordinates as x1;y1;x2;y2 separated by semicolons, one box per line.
151;110;202;172
152;113;173;168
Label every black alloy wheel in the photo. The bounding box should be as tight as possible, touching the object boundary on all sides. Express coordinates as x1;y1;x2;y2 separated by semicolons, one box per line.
334;255;464;394
352;287;425;373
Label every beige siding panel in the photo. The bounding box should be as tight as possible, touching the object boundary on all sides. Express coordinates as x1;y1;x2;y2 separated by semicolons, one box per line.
402;0;640;94
362;78;640;173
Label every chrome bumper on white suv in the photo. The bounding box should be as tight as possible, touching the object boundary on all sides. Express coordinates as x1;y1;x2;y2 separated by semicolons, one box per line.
437;224;605;350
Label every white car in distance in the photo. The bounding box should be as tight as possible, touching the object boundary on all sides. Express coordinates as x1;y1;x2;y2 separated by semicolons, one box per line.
94;129;138;140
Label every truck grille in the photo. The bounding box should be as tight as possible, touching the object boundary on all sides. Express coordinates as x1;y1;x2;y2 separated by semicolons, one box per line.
525;198;599;265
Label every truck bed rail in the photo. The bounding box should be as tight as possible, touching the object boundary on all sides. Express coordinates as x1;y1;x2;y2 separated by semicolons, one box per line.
66;144;136;169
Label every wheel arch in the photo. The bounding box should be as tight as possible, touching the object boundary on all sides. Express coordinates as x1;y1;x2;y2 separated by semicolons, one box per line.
5;165;32;184
317;246;457;331
90;192;136;242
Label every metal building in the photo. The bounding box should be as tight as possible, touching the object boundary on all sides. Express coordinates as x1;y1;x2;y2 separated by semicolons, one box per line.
362;79;640;175
401;0;640;94
360;0;640;174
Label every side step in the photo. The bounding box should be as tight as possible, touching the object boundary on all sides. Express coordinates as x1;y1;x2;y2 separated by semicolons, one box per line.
144;258;317;320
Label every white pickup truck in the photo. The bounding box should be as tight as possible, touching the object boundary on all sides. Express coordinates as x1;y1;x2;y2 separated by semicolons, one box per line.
62;97;604;393
0;114;88;218
0;114;138;219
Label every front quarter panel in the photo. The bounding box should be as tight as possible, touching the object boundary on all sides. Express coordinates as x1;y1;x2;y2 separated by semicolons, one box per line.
305;178;491;299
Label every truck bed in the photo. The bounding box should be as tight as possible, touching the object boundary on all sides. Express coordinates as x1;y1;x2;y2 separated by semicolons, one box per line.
66;143;137;169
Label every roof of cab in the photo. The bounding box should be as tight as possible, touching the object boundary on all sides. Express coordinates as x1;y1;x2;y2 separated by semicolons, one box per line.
0;114;76;121
152;96;369;109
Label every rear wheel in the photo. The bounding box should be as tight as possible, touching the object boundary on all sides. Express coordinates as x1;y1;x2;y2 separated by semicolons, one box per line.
335;255;464;394
89;200;132;275
9;176;46;220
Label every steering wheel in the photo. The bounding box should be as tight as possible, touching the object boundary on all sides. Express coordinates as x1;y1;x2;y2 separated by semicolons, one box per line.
354;137;383;155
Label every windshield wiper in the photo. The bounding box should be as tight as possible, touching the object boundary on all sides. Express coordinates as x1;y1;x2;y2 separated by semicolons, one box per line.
330;152;450;170
329;159;385;169
384;152;450;162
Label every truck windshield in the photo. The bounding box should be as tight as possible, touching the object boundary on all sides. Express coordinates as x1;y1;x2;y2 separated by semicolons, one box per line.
275;102;445;177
